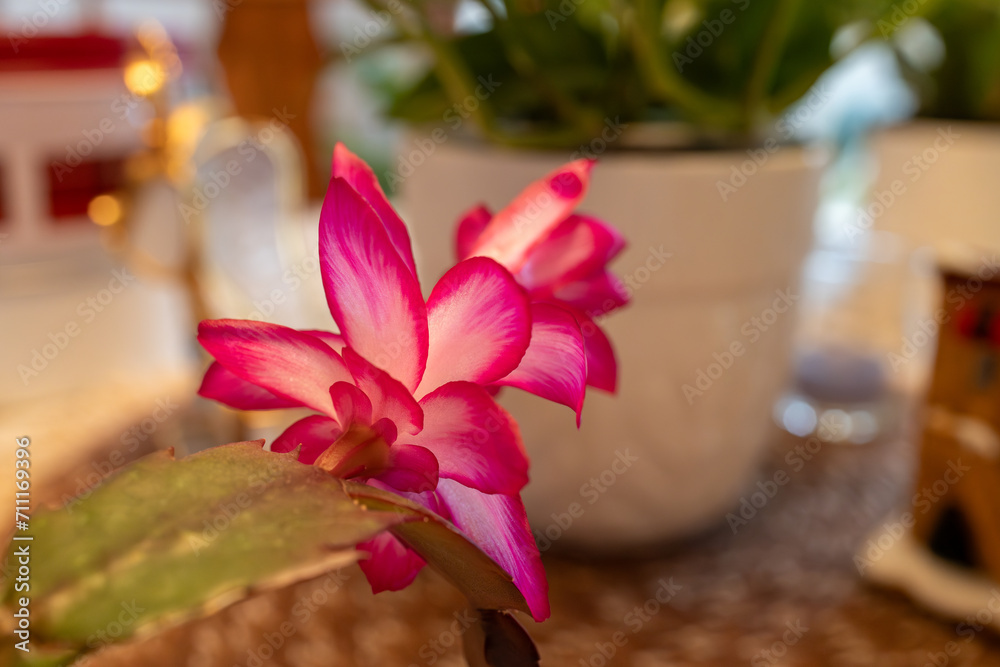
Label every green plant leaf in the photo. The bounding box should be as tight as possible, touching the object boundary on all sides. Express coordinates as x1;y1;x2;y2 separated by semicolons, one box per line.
344;482;531;616
916;0;1000;121
382;0;898;141
1;443;407;659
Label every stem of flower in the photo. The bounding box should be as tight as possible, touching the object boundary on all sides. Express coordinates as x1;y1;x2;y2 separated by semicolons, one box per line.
628;0;741;130
742;0;802;134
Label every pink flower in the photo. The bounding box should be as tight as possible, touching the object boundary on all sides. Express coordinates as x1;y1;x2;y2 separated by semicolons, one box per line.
455;160;629;417
197;144;552;620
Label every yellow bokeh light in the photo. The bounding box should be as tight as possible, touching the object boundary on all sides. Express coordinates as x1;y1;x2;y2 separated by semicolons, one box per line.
124;59;166;97
88;194;122;227
167;104;210;146
163;102;213;184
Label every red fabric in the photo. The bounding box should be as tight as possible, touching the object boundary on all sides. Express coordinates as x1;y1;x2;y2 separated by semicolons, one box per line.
46;157;124;220
0;33;128;72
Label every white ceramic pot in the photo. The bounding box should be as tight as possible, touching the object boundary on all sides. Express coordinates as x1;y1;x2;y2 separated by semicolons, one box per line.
399;139;821;551
869;120;1000;253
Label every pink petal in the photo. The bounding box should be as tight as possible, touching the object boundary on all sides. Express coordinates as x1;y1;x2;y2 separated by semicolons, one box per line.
332;143;419;279
494;303;587;423
469;159;594;272
198;361;301;410
418;257;531;394
409;381;528;495
436;479;550;621
320;177;429;393
302;330;346;354
342;347;423;436
358;532;427;593
330;381;374;427
576;312;619;393
371;417;399;445
377;444;439;493
455;204;492;260
519;214;626;292
551;269;629;313
271;415;343;465
198;319;351;416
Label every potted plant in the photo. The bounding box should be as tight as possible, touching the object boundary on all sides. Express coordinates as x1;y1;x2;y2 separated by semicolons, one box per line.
866;0;1000;254
355;0;896;549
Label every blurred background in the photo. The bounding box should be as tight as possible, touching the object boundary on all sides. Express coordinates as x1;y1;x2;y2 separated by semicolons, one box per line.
3;0;1000;664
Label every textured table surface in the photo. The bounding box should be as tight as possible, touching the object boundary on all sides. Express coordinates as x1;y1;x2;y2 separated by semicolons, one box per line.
74;422;1000;667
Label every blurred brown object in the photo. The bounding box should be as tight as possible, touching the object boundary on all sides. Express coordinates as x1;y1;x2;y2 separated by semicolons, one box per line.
914;269;1000;576
217;0;325;200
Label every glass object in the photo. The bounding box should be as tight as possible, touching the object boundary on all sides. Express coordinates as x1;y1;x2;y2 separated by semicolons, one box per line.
776;230;937;444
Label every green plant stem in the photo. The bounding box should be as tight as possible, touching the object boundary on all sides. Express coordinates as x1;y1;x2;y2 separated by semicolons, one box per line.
427;33;503;136
766;69;817;116
405;0;509;139
361;0;508;139
869;0;948;37
742;0;802;133
364;0;606;147
629;0;741;129
474;0;602;137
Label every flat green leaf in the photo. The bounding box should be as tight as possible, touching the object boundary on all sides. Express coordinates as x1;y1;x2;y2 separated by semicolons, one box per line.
344;482;531;616
2;443;406;655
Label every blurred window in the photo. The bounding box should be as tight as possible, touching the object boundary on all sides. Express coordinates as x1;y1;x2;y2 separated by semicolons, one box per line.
46;156;124;221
